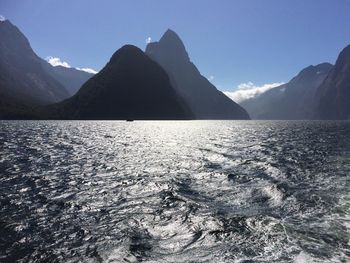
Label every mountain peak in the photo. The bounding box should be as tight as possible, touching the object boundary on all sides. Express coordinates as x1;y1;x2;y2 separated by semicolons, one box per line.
114;44;143;55
119;44;142;51
110;44;144;63
159;29;186;49
164;28;177;34
0;18;31;47
0;18;71;109
0;19;16;29
161;29;181;41
146;29;189;62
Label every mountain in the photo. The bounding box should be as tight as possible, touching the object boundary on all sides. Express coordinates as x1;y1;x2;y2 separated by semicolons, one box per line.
0;19;70;117
0;19;96;119
241;63;333;120
42;63;94;96
314;44;350;119
145;29;250;120
49;45;193;120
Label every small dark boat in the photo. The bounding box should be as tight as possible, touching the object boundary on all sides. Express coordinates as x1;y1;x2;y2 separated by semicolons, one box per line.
126;119;134;122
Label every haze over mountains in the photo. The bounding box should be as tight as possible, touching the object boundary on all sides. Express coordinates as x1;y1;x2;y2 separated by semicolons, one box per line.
42;62;93;96
0;18;349;120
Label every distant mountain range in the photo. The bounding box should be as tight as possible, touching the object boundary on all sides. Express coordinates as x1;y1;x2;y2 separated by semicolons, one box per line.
241;63;333;119
241;43;350;120
0;19;349;120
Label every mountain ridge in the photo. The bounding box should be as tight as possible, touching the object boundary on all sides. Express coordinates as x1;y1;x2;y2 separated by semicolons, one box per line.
241;63;333;120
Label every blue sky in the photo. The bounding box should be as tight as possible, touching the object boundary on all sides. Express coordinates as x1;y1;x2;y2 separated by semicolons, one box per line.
1;0;350;94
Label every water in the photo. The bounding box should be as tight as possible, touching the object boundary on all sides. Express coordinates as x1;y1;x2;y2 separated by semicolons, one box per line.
0;121;350;262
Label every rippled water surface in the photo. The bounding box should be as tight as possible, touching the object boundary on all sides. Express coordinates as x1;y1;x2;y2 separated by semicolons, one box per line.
1;121;350;262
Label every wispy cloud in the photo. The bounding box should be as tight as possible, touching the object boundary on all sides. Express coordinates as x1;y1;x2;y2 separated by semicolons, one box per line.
0;15;6;22
223;82;284;103
146;37;152;44
46;56;97;74
76;67;98;74
46;56;71;68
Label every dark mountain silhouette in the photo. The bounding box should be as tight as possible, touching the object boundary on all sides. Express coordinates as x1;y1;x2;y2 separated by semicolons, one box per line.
42;63;94;96
0;19;70;118
145;29;250;120
49;45;193;120
241;63;333;119
314;44;350;119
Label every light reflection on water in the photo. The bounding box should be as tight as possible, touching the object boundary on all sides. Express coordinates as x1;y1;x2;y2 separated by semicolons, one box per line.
0;120;350;262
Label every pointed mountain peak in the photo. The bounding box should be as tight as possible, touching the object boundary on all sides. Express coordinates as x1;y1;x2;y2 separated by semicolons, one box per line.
0;19;22;32
146;29;189;62
159;29;186;49
160;29;181;41
0;19;15;28
164;28;177;35
0;18;25;37
0;18;34;55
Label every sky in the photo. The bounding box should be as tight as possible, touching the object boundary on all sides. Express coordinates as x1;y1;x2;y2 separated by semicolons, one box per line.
1;0;350;99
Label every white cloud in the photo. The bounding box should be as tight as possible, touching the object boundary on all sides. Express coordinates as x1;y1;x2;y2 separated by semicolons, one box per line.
76;67;98;74
208;75;214;81
223;81;284;103
146;37;152;44
46;56;71;68
0;15;6;22
46;56;97;74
